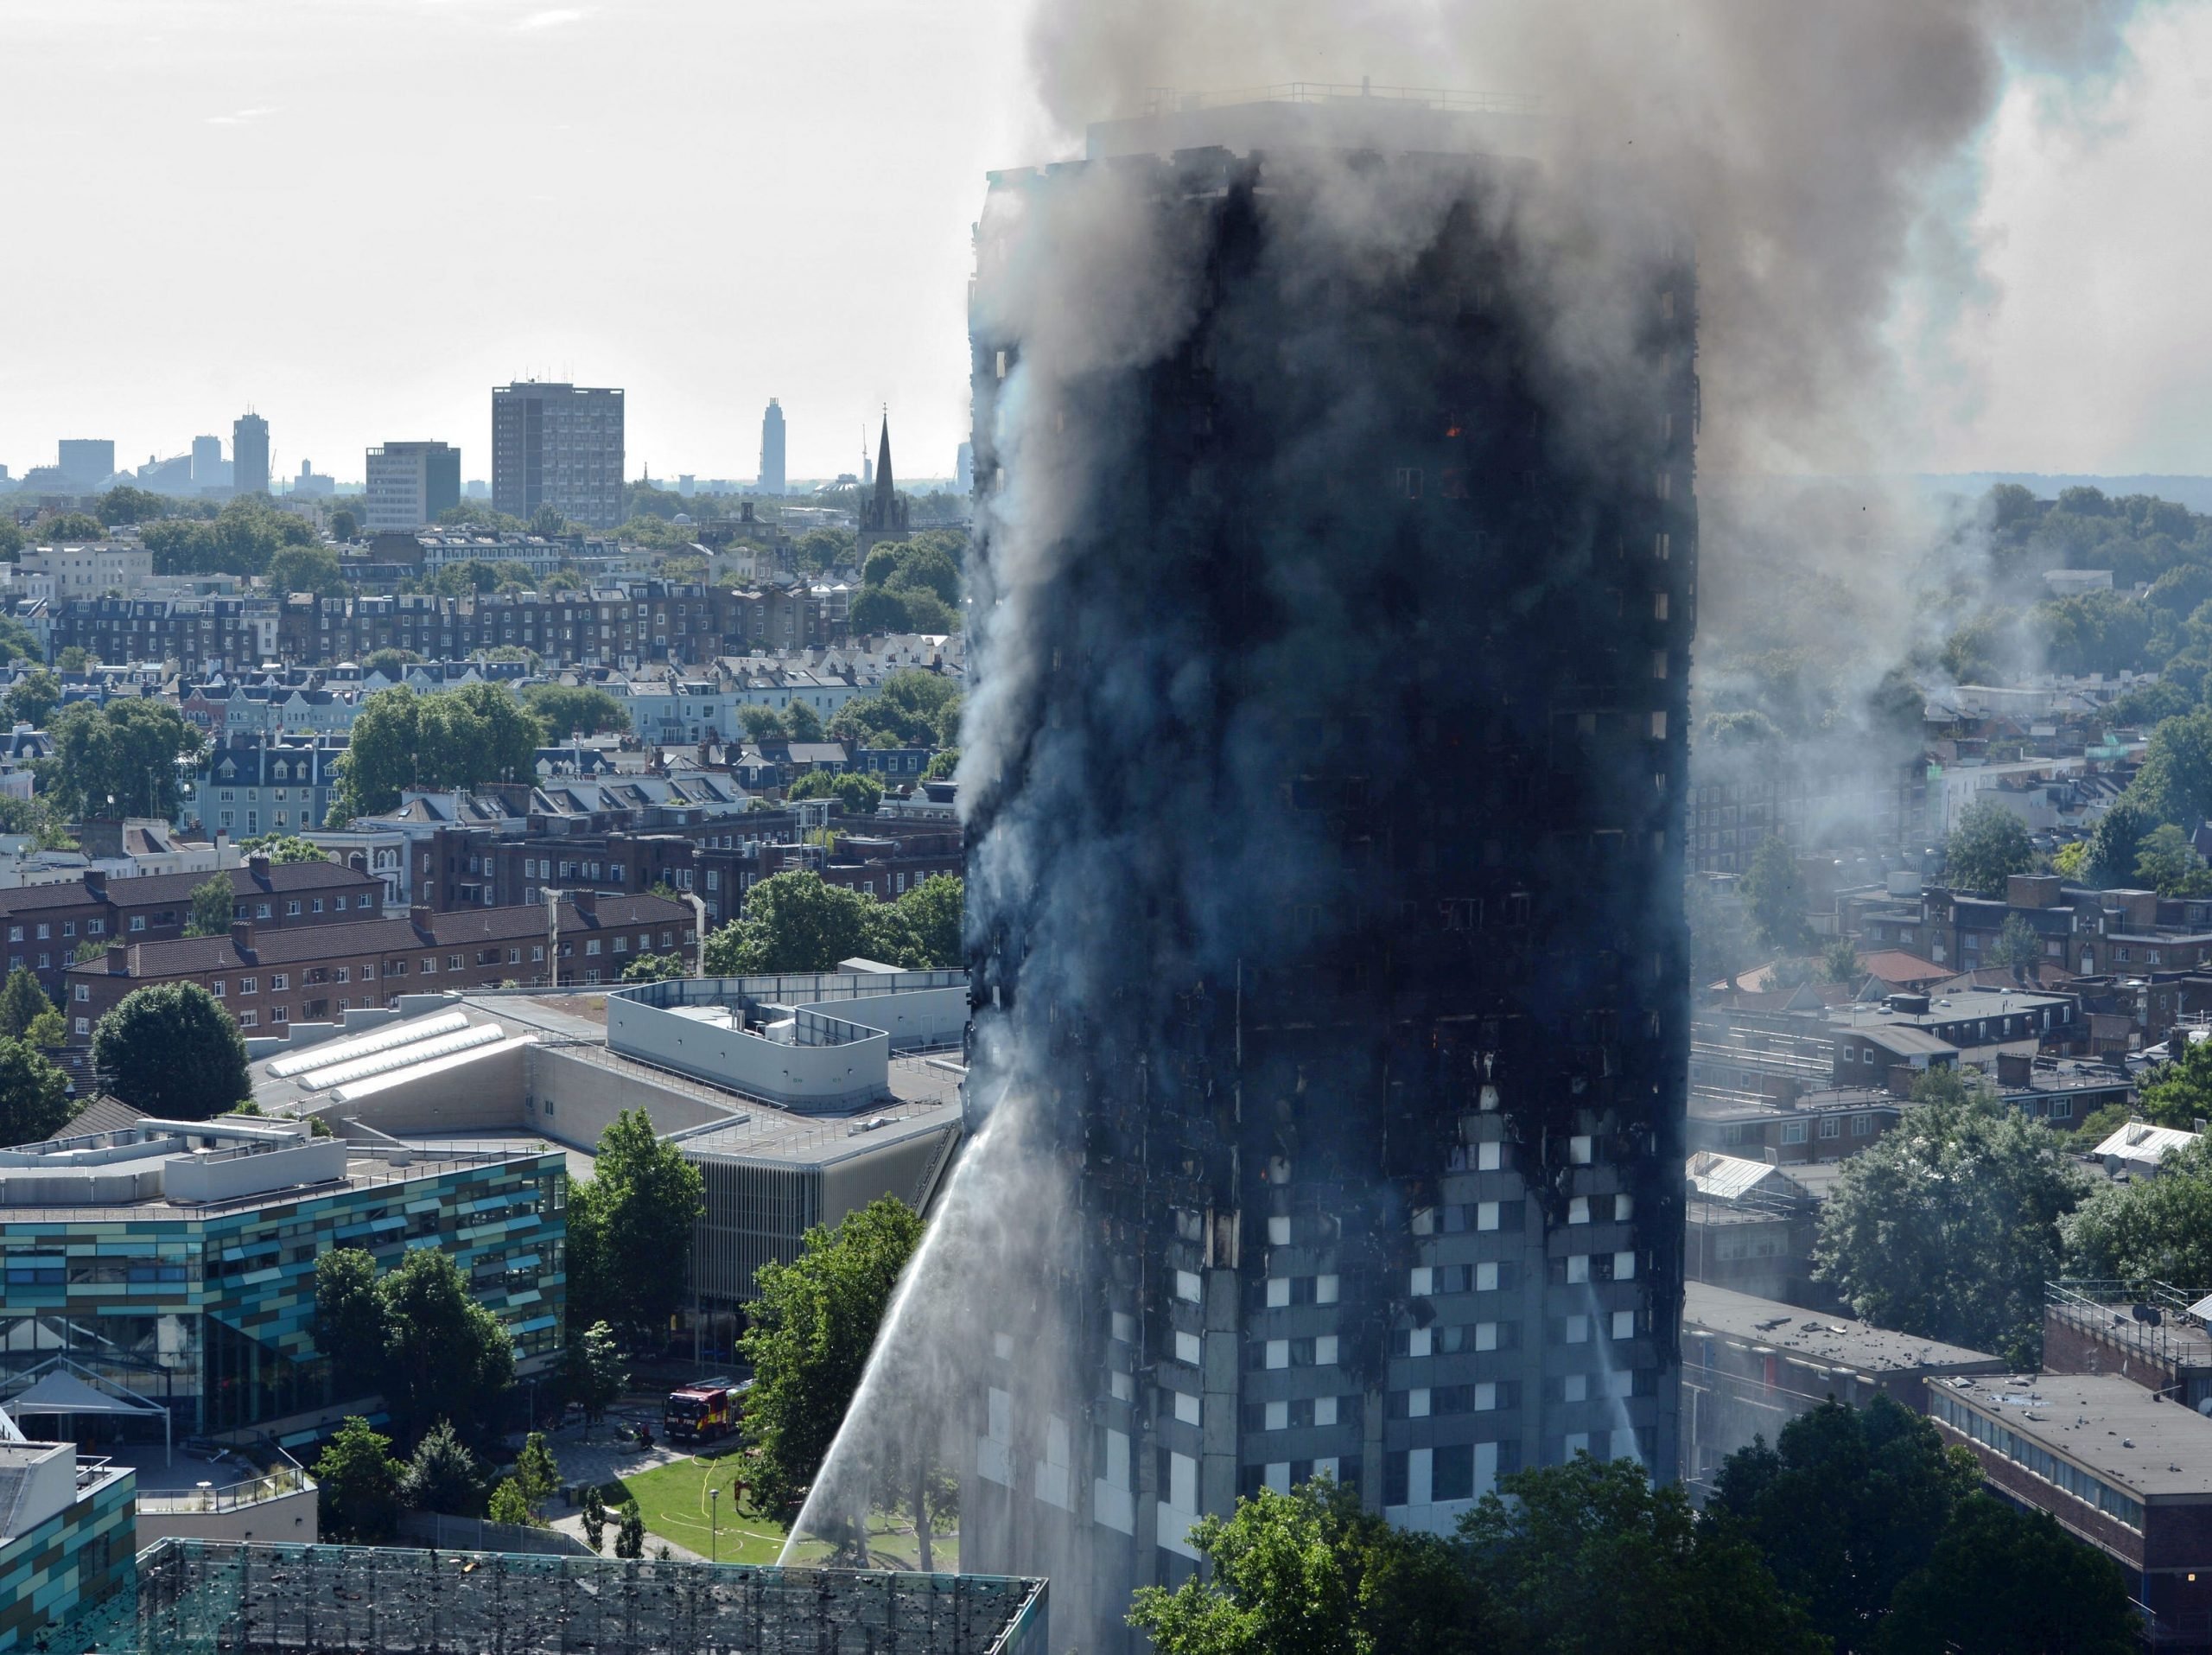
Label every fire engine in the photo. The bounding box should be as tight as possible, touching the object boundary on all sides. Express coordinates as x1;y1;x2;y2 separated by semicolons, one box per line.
664;1378;743;1444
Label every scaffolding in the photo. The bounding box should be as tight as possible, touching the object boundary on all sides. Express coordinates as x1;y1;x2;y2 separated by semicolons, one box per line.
73;1540;1049;1655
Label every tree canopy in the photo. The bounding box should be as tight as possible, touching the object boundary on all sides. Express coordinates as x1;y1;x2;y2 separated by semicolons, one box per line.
521;682;629;741
141;496;316;576
564;1109;704;1344
1942;799;2033;898
92;982;251;1120
1131;1476;1487;1655
2085;795;2154;887
329;683;542;821
1815;1077;2084;1365
739;1194;924;1522
2063;1133;2212;1283
266;543;348;598
1460;1454;1826;1655
45;697;202;819
314;1246;515;1449
237;833;330;864
787;768;883;814
826;670;963;750
3;669;61;729
184;873;235;938
702;869;959;972
1740;834;1809;955
0;1038;74;1148
313;1417;405;1544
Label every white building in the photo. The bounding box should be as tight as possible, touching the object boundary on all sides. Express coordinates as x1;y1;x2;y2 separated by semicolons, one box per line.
15;541;155;598
364;442;461;532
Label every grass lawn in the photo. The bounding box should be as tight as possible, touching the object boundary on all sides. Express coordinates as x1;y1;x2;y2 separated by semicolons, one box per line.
602;1451;958;1570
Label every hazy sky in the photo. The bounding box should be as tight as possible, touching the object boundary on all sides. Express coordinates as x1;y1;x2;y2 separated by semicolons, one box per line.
2;0;2205;487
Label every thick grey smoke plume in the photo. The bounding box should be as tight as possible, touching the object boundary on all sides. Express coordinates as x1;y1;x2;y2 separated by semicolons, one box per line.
1028;0;2126;476
789;6;2130;1648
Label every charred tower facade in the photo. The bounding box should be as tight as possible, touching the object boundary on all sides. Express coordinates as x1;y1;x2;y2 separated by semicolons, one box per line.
959;107;1696;1633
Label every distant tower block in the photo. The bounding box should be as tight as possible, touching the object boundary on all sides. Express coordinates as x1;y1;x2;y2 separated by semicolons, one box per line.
232;412;270;496
759;398;787;496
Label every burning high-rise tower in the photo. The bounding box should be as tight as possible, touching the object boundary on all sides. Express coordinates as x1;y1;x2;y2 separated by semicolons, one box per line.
965;92;1692;1620
793;89;1697;1651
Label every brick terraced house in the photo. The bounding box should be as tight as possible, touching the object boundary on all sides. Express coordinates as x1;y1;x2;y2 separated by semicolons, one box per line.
62;893;694;1041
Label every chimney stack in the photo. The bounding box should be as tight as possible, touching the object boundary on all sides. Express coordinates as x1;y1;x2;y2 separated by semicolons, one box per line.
248;853;271;884
230;919;256;957
105;941;128;974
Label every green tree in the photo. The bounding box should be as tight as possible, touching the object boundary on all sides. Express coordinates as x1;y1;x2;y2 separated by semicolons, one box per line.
0;520;19;560
2085;795;2155;887
849;587;915;635
521;682;629;742
54;646;89;674
313;1417;404;1543
486;1477;537;1527
2063;1135;2212;1282
2135;823;2211;896
266;542;348;598
314;1249;388;1381
2136;1034;2212;1130
329;683;543;821
331;507;359;541
562;1320;627;1432
703;870;918;973
923;748;958;780
1942;799;2032;897
1815;1079;2083;1365
22;1007;63;1047
95;485;168;527
399;1420;486;1518
1985;913;2044;974
737;704;788;744
1741;834;1809;954
0;616;38;669
437;501;527;533
378;1248;517;1448
0;967;53;1041
614;1499;645;1558
574;1109;704;1343
828;671;963;750
236;833;328;863
0;1038;75;1146
35;512;105;543
1820;938;1860;985
512;1431;561;1518
1709;1397;1980;1652
46;697;201;819
92;982;251;1120
528;505;569;538
740;1195;925;1521
3;669;62;729
785;701;824;742
619;952;687;983
1460;1454;1825;1654
361;647;424;678
184;872;236;938
582;1483;609;1552
1879;1494;2139;1655
894;875;963;969
1130;1477;1489;1655
788;768;884;814
2135;708;2212;827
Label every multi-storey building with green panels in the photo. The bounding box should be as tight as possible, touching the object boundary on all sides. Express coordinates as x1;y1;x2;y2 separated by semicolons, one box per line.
0;1117;564;1448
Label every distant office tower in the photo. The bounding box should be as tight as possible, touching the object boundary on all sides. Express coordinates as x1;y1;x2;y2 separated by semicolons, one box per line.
956;441;974;493
944;104;1693;1644
55;440;116;487
232;413;270;496
491;382;624;528
365;441;462;531
293;460;336;500
759;398;787;495
191;435;226;488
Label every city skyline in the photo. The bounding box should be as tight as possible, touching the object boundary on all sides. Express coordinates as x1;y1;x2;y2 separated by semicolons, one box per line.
3;2;2211;486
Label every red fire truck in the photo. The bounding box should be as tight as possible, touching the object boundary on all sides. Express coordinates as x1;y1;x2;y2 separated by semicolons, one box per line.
664;1378;743;1445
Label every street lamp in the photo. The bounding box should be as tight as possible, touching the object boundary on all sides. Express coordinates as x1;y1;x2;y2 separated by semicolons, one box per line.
709;1485;719;1563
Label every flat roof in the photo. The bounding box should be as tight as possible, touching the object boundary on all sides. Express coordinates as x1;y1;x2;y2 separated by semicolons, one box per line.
0;1143;555;1223
248;992;965;1173
1934;1372;2212;1500
1685;1282;2003;1375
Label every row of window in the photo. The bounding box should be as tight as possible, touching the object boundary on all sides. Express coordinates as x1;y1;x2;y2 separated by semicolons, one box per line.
1929;1391;2144;1531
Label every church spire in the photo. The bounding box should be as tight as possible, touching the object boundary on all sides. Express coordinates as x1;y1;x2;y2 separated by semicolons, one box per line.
872;406;895;519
